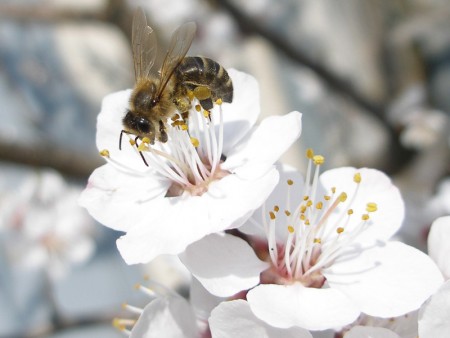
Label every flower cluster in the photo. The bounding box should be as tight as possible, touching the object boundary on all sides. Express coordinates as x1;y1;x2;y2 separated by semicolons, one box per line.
80;69;448;337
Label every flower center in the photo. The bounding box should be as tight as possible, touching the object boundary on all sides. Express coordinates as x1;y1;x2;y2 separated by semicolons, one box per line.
101;99;230;197
259;149;378;288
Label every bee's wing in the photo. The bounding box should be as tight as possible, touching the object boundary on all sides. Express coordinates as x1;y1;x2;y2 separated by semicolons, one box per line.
156;22;196;98
132;8;157;81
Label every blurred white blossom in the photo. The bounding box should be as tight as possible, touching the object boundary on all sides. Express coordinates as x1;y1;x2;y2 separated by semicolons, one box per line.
0;169;95;279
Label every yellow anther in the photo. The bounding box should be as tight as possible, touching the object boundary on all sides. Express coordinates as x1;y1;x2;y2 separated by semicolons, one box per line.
129;139;136;145
99;149;110;157
339;192;348;202
347;209;354;215
306;200;313;207
287;225;295;233
112;318;124;330
337;227;344;234
305;219;310;225
324;195;331;201
366;202;378;212
287;179;294;185
362;214;370;221
142;137;151;144
300;205;307;213
195;104;202;112
215;98;223;105
137;143;148;152
316;202;323;210
313;238;321;244
303;195;309;201
306;148;314;159
353;173;361;184
269;211;276;220
181;124;188;131
285;210;291;216
313;155;325;165
300;214;306;221
203;110;210;118
187;90;195;101
134;283;141;290
190;137;200;147
331;187;336;194
274;205;280;212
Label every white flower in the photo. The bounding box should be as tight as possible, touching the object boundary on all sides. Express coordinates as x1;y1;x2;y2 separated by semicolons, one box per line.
209;299;312;338
114;278;222;338
418;280;450;338
79;69;302;264
417;216;450;337
184;151;444;331
0;169;95;279
427;215;450;279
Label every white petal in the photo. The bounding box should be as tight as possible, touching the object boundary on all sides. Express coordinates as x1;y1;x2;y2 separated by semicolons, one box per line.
247;283;360;330
130;297;198;338
220;69;260;154
344;326;400;338
189;277;223;321
117;169;278;264
222;112;302;171
319;167;404;243
209;300;313;338
180;233;269;297
418;280;450;338
325;241;444;318
427;215;450;279
79;164;170;232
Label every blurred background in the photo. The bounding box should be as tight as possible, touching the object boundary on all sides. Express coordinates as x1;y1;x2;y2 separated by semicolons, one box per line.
0;0;449;337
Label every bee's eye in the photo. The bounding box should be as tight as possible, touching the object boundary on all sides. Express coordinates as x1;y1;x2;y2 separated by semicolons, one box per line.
137;117;151;133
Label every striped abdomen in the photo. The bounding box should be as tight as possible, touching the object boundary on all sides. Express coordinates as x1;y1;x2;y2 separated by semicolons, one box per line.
175;56;233;109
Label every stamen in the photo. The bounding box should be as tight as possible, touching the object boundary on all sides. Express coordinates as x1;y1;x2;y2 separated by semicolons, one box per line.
135;283;156;298
366;202;378;212
113;318;134;334
313;155;325;165
190;137;200;147
122;303;143;315
99;149;110;157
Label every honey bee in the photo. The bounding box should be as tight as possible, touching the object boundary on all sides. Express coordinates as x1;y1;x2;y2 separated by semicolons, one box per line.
120;8;233;163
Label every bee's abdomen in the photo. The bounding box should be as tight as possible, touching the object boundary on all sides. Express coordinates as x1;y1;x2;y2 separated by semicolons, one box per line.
176;57;233;103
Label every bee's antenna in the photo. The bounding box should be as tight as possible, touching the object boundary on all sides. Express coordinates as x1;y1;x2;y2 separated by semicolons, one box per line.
119;130;125;150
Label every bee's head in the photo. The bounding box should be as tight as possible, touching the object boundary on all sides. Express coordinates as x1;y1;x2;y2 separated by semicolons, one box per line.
122;110;155;142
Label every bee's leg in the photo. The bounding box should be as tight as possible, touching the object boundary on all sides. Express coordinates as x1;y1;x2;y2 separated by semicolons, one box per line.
199;98;213;111
158;120;168;143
